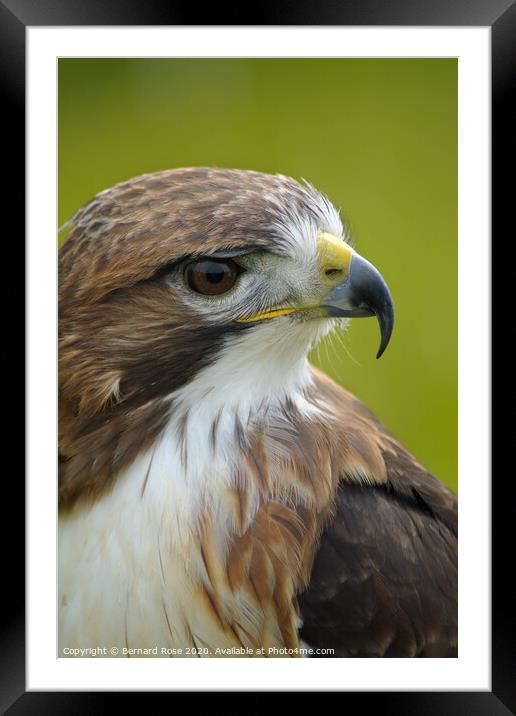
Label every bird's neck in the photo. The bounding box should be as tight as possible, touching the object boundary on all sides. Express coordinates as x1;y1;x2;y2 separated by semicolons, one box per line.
59;362;338;656
172;320;317;414
144;351;320;532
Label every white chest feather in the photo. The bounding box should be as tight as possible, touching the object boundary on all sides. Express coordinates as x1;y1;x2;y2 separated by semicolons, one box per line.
59;333;328;657
59;438;238;656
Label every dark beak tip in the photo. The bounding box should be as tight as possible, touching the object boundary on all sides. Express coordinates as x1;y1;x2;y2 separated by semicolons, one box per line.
374;303;395;359
376;343;389;359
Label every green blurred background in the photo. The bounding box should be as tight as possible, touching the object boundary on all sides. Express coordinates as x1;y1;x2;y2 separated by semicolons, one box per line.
58;58;457;491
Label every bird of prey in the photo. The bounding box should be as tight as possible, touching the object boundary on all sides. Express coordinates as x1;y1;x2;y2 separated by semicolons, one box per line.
59;168;457;658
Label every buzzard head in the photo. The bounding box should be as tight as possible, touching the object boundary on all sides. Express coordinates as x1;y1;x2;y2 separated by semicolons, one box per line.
58;168;393;506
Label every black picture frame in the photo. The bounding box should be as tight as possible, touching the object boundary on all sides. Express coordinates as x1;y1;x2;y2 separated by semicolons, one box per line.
5;0;508;710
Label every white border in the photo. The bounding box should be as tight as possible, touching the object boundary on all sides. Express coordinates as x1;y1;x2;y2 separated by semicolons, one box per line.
27;27;490;691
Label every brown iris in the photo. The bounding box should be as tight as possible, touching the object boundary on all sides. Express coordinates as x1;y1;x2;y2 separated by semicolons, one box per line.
185;258;242;296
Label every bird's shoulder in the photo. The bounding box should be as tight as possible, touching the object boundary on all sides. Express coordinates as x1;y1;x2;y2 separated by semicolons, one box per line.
299;367;458;657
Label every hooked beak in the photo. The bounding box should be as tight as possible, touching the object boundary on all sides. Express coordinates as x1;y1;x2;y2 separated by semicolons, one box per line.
318;235;395;359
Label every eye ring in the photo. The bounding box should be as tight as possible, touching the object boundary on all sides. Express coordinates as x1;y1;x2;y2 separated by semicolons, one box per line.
185;258;243;296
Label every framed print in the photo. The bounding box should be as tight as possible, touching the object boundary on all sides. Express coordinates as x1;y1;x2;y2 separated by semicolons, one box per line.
6;0;510;709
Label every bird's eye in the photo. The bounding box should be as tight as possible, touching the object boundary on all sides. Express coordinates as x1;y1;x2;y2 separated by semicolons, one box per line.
185;258;242;296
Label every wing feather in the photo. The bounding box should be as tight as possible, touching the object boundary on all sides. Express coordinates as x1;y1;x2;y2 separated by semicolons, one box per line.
299;371;457;657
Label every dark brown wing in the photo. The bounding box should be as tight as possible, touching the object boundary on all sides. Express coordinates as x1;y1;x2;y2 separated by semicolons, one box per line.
299;400;458;657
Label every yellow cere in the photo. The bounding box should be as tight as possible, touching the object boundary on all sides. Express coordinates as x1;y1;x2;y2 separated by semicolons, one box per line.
316;232;354;287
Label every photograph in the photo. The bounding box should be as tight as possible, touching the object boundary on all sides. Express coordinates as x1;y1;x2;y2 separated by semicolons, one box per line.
57;57;458;659
3;3;501;703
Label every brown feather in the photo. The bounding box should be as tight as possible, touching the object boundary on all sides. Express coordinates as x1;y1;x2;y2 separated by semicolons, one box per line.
298;370;458;658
